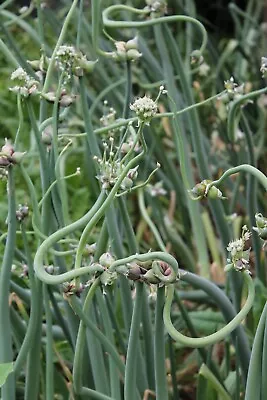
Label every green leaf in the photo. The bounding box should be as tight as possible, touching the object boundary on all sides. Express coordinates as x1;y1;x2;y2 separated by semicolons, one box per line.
245;303;267;400
199;364;231;400
0;362;14;388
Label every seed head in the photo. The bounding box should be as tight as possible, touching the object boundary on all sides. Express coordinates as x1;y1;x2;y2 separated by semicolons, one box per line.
130;95;158;125
260;57;267;78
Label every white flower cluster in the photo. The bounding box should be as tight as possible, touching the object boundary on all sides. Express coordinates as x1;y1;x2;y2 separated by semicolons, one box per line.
147;181;167;197
224;76;238;95
145;0;167;17
9;67;39;97
55;45;96;79
227;238;244;257
100;106;117;128
130;95;158;125
224;76;245;101
260;57;267;78
220;76;251;114
11;67;29;82
56;45;76;64
226;225;252;273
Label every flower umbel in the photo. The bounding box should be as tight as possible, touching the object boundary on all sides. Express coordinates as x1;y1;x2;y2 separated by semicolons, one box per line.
9;67;39;97
147;181;167;197
130;95;158;125
144;0;167;18
260;57;267;78
225;225;252;273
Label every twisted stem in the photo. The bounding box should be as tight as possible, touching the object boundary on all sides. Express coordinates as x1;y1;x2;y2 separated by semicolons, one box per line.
163;272;254;348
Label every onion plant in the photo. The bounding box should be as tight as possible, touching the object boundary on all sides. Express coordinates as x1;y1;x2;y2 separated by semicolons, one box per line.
0;0;266;399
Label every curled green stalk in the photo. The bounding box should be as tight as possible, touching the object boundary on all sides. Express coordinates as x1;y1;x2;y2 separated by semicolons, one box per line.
33;191;107;284
163;271;254;348
35;124;148;285
206;164;267;195
101;4;207;56
73;124;147;279
227;87;267;142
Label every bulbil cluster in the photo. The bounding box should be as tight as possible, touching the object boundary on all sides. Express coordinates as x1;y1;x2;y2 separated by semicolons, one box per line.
253;213;267;242
16;204;29;222
189;179;226;200
0;140;25;167
113;37;142;62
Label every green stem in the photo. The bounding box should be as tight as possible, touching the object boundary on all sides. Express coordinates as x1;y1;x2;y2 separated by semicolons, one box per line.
42;0;79;94
123;60;132;119
154;286;168;399
124;282;144;400
0;167;16;400
72;278;100;394
0;0;13;10
0;37;18;66
79;75;101;157
14;93;23;146
70;295;125;376
199;364;231;400
244;303;267;400
76;0;84;49
73;125;147;278
207;164;267;193
24;283;43;400
95;291;121;399
34;191;106;284
164;272;254;348
154;23;210;278
59;90;225;139
13;223;39;376
43;285;54;399
227;87;267;142
80;387;114;400
241;114;263;281
35;0;45;49
102;5;207;55
138;189;166;252
26;100;49;193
